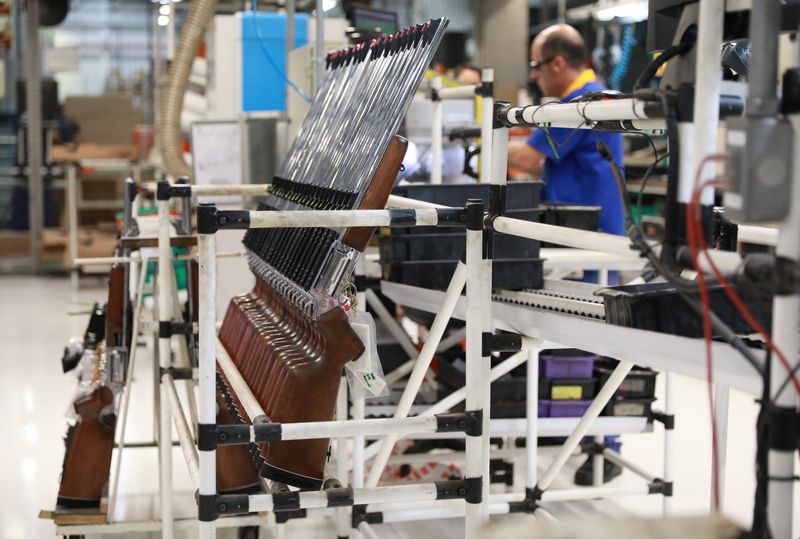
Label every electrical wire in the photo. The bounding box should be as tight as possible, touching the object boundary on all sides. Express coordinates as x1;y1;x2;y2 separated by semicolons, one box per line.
250;0;314;104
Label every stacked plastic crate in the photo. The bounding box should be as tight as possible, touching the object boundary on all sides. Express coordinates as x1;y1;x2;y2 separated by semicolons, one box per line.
538;349;597;417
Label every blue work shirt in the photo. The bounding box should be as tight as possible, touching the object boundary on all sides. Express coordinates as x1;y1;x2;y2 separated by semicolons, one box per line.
527;79;625;235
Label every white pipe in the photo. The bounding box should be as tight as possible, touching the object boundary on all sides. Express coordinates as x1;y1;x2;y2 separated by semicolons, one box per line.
376;503;511;523
73;252;242;267
366;262;467;486
335;379;350;539
197;232;217;539
527;348;540;489
436;327;467;353
603;448;657;483
677;122;695;204
480;68;494;184
163;373;200;488
479;256;493;521
714;385;729;511
189;184;271;196
280;416;439;440
663;372;675;516
421;351;528;417
510;98;652;125
157;199;175;539
490;128;509;187
387;195;447;210
690;0;724;207
737;224;778;246
353;394;365;490
248;483;439;513
431;76;443;185
538;361;634;490
248;208;440;229
465;226;484;535
766;115;800;539
67;164;79;285
437;85;478;100
358;522;381;539
540;484;650;502
216;339;265;422
55;515;266;535
493;215;640;258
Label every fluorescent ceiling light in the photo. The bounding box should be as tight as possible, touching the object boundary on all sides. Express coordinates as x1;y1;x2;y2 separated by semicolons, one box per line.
594;0;648;22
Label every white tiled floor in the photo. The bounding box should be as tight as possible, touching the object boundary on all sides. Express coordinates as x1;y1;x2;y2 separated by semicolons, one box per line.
1;272;798;538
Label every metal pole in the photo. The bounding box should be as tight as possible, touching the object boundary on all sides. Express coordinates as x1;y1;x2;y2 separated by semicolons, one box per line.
663;372;676;516
767;115;800;539
315;0;325;93
67;164;79;289
157;198;175;539
480;68;494;184
198;231;217;539
431;76;443;185
713;384;729;511
24;0;42;273
465;215;484;536
526;348;540;490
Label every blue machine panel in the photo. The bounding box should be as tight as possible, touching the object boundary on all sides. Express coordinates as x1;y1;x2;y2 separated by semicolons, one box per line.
240;12;308;112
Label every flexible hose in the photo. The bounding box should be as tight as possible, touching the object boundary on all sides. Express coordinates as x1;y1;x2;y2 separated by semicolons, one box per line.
157;0;218;179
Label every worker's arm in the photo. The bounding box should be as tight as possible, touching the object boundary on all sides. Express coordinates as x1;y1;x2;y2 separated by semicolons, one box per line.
508;141;546;179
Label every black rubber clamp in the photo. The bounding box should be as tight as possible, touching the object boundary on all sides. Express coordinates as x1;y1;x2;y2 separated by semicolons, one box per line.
197;493;249;521
481;332;522;356
325;487;355;507
197;493;218;521
435;479;470;500
430;87;440;102
479;80;494;98
465;199;484;231
649;479;673;497
273;490;301;512
197;423;218;451
275;508;307;524
253;422;282;442
463;477;483;504
435;208;468;227
159;320;193;338
197;203;250;234
352;505;383;527
156;179;191;200
435;410;483;437
488;183;507;217
583;442;605;456
768;405;799;451
508;486;541;514
650;411;675;430
388;209;418;227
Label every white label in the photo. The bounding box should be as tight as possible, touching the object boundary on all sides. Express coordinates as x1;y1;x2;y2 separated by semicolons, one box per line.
347;318;387;397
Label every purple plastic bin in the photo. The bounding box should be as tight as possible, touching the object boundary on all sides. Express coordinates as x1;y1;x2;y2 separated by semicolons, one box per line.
548;399;592;418
539;352;597;379
538;400;551;418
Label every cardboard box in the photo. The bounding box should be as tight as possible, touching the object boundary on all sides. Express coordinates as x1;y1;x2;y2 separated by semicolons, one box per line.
63;94;143;146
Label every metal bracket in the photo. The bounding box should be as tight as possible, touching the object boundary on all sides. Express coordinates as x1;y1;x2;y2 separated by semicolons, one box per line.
196;204;251;234
435;410;483;437
197;492;249;521
159;320;194;338
508;486;543;514
481;332;522;356
352;505;383;528
650;410;675;430
156;179;191;200
649;478;674;497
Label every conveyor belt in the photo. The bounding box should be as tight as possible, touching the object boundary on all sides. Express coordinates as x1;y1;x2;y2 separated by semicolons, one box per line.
491;286;606;320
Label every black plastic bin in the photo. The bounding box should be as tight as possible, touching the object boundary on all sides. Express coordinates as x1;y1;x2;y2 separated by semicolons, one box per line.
602;397;655;417
382;258;544;291
597;281;772;338
594;362;657;399
539;378;596;400
539;202;601;248
392;181;543;212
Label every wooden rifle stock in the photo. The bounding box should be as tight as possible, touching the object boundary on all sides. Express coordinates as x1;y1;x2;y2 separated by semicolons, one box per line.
105;265;126;349
342;135;408;251
57;386;116;507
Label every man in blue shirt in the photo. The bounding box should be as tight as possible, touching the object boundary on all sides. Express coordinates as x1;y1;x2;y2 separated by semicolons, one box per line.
509;24;625;486
508;24;625;236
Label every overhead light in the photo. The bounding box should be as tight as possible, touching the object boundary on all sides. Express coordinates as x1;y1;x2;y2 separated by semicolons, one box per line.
322;0;336;12
594;0;648;22
159;4;171;15
157;14;170;26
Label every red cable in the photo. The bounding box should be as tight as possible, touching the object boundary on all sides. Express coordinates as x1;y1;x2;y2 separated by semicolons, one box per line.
688;156;800;396
685;158;720;511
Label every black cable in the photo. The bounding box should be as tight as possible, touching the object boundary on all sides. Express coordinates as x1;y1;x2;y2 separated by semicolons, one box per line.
634;38;696;90
637;151;670;222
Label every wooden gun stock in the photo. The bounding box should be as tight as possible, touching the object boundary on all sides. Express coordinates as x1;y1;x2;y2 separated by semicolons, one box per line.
342;135;408;251
57;386;116;507
261;305;365;488
105;265;125;348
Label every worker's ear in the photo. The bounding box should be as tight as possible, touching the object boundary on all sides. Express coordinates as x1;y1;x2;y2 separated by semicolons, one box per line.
552;55;567;73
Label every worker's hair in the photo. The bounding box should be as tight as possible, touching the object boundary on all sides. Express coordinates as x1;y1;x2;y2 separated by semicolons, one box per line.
540;31;587;69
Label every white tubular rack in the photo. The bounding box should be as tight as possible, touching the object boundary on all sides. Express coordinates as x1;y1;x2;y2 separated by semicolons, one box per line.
429;69;493;184
64;35;795;537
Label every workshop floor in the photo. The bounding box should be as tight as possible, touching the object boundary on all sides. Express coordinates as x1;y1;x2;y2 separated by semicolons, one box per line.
1;267;798;538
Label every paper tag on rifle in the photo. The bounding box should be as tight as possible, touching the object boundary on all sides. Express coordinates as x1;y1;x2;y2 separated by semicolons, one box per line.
346;312;388;398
